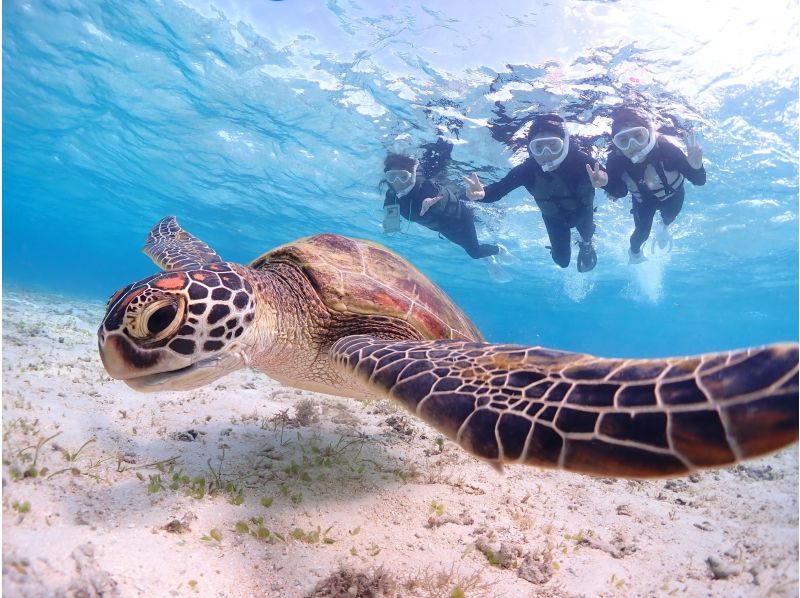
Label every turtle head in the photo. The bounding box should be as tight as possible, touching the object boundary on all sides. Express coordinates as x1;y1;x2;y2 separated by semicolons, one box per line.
97;263;258;392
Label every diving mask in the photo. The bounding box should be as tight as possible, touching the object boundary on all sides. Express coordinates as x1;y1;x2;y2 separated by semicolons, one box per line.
529;131;570;172
528;136;564;158
612;126;650;151
613;126;655;163
385;169;413;185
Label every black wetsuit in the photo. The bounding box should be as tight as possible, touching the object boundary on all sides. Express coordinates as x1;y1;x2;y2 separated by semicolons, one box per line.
383;177;499;259
605;136;706;253
481;145;597;268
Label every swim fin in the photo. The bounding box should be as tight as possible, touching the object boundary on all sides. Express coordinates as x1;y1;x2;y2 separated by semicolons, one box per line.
485;255;512;283
576;241;597;273
650;220;674;254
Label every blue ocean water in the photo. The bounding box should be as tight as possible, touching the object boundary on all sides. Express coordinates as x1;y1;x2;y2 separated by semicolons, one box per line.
3;0;798;358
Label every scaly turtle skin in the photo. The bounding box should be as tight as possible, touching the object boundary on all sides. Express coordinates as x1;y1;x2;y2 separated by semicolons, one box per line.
98;216;799;478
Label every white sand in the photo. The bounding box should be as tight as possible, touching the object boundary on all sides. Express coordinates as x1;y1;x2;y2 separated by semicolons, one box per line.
2;288;798;597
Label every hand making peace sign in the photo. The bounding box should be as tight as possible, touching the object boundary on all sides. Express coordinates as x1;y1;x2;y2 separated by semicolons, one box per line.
685;131;703;170
463;172;485;201
585;162;608;188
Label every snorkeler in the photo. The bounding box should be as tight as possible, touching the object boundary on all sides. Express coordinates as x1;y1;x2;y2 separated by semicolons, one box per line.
469;114;606;273
604;107;706;262
380;145;514;281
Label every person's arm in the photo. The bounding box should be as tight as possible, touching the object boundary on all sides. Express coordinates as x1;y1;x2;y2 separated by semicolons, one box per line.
480;161;534;203
663;135;706;186
418;180;448;217
602;154;629;198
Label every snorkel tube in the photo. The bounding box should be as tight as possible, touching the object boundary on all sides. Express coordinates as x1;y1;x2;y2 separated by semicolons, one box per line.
629;127;656;164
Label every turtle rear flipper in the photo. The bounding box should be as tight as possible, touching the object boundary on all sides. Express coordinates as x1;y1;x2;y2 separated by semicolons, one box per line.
331;336;798;478
144;216;223;270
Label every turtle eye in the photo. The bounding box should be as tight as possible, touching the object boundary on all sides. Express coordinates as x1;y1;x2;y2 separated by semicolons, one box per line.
148;304;178;335
126;298;185;342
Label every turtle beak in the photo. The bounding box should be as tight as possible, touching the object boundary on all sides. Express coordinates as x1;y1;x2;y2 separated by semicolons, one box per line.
98;333;192;381
122;351;249;392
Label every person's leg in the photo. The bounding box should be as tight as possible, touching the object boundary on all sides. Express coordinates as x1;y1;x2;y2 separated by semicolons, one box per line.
573;205;597;272
658;187;685;226
630;201;657;254
649;188;684;252
542;216;571;268
439;213;499;259
574;205;595;243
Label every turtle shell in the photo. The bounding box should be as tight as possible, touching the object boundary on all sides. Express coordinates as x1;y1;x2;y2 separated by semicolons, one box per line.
249;234;483;342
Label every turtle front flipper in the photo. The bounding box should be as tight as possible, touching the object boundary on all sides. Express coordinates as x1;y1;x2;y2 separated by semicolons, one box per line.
331;336;798;478
144;216;223;270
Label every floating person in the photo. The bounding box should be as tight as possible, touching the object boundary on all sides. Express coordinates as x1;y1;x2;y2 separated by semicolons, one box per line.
603;107;706;262
468;114;607;273
380;142;515;281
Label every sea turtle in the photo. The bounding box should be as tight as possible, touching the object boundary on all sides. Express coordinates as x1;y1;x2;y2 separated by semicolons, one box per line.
98;216;798;478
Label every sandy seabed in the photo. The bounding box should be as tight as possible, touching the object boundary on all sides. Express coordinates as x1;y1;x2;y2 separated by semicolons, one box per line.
1;288;798;597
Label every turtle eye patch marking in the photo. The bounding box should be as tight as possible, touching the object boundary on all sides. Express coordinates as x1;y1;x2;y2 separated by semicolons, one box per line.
178;325;195;336
204;340;224;352
189;303;207;315
207;305;231;325
209;326;226;338
104;290;143;331
154;274;188;290
233;292;249;310
219;273;243;290
226;318;238;329
188;283;209;300
234;326;244;338
243;280;253;294
212;288;231;301
244;313;255;324
169;338;196;355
